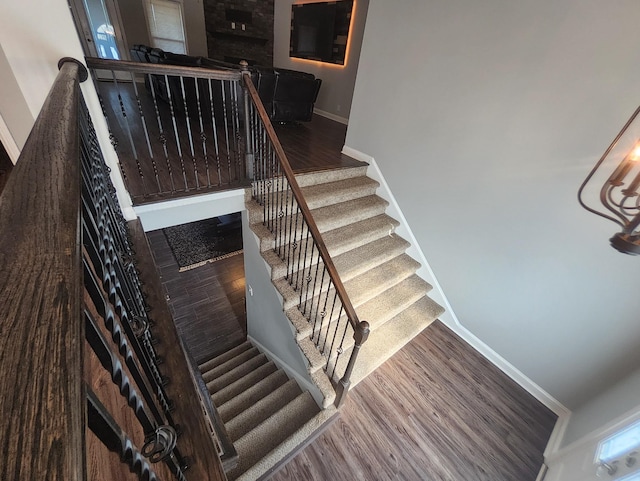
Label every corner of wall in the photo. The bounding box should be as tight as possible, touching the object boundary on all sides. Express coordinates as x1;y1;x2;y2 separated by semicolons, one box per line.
242;211;324;406
341;144;571;425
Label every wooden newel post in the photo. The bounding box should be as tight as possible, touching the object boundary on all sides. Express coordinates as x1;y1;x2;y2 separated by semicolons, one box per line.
335;320;370;408
239;60;254;180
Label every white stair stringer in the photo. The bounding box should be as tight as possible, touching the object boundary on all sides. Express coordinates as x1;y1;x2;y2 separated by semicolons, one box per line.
247;165;445;408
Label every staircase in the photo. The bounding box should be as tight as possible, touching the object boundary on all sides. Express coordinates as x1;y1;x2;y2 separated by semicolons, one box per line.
246;165;445;406
199;340;334;481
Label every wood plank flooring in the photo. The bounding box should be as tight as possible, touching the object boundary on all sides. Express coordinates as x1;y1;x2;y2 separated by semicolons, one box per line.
269;321;557;481
146;228;246;364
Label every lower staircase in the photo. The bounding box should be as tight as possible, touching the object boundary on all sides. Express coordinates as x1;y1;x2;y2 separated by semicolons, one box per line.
199;340;332;481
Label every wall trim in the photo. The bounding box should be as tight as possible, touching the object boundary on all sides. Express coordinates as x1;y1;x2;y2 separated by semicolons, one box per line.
247;335;323;408
546;406;640;464
0;113;20;163
342;145;571;434
133;188;246;231
313;108;348;125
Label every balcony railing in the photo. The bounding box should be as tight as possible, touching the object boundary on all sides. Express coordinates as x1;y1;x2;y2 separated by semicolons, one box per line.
0;58;227;480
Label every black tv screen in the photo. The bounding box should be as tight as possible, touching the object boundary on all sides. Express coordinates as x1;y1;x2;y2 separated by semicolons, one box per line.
290;0;354;65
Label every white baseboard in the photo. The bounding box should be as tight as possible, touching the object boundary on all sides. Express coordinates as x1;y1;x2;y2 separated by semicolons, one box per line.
248;335;323;408
0;113;20;163
342;145;571;435
313;108;348;125
134;188;246;231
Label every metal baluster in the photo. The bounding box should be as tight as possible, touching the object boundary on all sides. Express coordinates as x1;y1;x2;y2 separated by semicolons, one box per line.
220;80;233;183
286;202;300;284
84;258;173;418
130;71;161;194
164;74;189;190
87;389;161;481
111;69;146;195
179;76;199;189
322;292;340;354
329;306;347;379
147;73;175;193
208;79;222;186
85;309;159;432
194;78;211;187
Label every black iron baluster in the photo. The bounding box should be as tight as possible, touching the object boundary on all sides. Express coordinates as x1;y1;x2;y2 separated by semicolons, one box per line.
208;79;222;186
111;69;146;195
87;389;161;481
179;76;199;189
164;74;189;190
194;78;211;187
85;309;159;433
148;73;175;193
220;80;233;183
130;71;161;194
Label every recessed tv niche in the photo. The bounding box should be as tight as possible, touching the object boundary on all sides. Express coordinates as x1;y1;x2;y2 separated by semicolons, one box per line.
290;0;354;65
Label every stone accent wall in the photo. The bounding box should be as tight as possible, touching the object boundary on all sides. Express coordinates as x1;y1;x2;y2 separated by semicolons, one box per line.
203;0;274;67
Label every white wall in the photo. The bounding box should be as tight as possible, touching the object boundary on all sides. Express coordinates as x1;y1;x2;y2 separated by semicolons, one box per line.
563;367;640;448
0;44;33;152
242;212;322;404
273;0;369;122
346;0;640;410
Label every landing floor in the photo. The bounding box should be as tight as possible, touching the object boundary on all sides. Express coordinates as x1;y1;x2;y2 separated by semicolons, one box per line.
271;321;557;481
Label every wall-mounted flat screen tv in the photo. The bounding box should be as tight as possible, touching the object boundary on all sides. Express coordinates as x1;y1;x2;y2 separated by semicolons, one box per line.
290;0;354;65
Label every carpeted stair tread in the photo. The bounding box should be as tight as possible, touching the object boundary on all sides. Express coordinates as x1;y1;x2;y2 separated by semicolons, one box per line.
294;165;368;188
249;194;388;237
207;353;269;395
300;176;379;210
201;346;260;383
276;253;420;312
332;234;410;281
336;296;444;388
226;391;319;480
199;340;253;372
310;195;389;233
212;361;279;407
218;370;290;423
297;275;435;354
344;254;420;305
234;406;338;481
287;273;431;341
258;214;401;280
226;379;303;441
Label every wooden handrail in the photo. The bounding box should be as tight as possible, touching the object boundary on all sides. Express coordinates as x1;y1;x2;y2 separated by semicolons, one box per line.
0;60;86;480
241;72;362;333
85;57;242;82
0;57;228;480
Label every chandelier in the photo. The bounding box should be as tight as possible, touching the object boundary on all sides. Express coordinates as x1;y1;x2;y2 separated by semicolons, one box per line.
578;105;640;255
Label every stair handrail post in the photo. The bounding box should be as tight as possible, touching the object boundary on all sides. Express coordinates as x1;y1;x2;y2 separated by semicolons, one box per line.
335;320;370;408
240;60;254;180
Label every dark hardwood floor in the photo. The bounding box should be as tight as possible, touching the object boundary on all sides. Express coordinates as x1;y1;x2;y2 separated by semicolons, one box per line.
270;321;557;481
146;228;246;364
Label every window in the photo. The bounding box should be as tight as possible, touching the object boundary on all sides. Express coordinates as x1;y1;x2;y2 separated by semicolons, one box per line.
598;420;640;463
146;0;186;54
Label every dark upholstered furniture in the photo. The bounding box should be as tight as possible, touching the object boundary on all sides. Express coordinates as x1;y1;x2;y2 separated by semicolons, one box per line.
130;45;321;123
